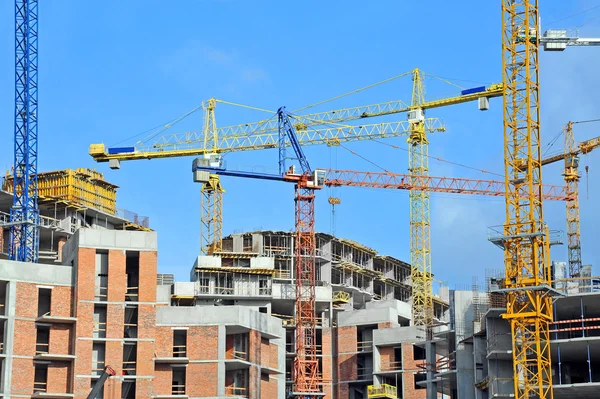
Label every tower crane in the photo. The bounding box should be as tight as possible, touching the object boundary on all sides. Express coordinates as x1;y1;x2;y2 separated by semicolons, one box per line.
90;71;502;328
541;123;600;278
194;107;325;397
3;0;40;263
498;2;600;399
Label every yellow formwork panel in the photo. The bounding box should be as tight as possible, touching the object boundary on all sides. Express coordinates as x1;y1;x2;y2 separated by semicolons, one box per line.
3;168;118;215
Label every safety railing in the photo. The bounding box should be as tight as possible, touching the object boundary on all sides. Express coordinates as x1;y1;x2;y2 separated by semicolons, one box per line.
551;316;600;339
367;384;397;398
125;286;139;301
490;377;513;397
33;381;47;393
92;362;106;376
95;285;108;301
173;345;187;357
358;341;373;352
172;384;186;395
35;342;49;355
357;367;374;380
233;350;248;361
122;361;136;374
380;361;403;372
273;269;291;279
93;321;107;337
116;208;150;229
225;386;248;397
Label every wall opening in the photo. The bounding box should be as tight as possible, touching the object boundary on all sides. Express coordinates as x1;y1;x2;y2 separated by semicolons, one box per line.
0;281;7;316
123;305;138;339
173;329;187;358
33;363;48;393
125;251;140;301
95;250;108;301
121;380;136;399
122;342;137;376
35;325;50;355
92;342;106;377
413;345;426;361
37;288;52;317
93;305;107;339
0;320;5;354
172;367;186;395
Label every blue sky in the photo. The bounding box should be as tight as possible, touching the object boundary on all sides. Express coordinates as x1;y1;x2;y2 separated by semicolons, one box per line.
1;1;599;288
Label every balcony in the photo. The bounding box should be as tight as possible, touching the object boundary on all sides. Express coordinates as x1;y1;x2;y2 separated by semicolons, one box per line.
357;340;373;352
225;386;248;398
367;384;397;398
36;312;77;324
154;345;190;364
379;361;402;372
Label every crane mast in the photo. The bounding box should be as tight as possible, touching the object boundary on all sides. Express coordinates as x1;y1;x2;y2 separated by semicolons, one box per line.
9;0;40;263
407;70;433;329
563;122;582;278
501;1;553;398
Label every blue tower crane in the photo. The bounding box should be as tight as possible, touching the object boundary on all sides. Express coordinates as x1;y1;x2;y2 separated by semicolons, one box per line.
9;0;40;263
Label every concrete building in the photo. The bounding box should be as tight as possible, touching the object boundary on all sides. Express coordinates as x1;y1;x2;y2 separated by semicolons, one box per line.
422;271;600;399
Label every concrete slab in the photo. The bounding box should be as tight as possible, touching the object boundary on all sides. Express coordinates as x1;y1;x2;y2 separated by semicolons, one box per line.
0;259;73;286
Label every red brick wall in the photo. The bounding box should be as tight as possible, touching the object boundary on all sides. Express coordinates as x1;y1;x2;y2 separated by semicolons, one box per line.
13;319;35;356
261;373;277;399
107;249;126;302
153;364;172;395
11;358;34;395
138;251;157;302
321;327;333;398
105;304;124;339
337;353;357;381
378;321;394;329
138;303;156;339
188;326;219;360
379;346;394;370
402;342;426;399
49;324;72;354
249;366;259;399
15;282;37;318
260;338;270;368
225;334;235;359
187;363;218;397
47;361;70;393
137;340;155;376
75;248;96;301
50;286;74;317
337;326;357;353
155;326;173;358
269;342;279;370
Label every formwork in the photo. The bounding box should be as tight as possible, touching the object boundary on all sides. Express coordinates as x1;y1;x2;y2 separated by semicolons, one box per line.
3;168;118;214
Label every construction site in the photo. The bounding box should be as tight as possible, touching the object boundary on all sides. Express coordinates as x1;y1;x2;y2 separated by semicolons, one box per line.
0;1;599;399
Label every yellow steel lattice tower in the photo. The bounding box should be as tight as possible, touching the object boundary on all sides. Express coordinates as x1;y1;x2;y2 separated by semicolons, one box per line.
200;99;224;255
563;122;582;277
501;1;553;398
407;69;433;327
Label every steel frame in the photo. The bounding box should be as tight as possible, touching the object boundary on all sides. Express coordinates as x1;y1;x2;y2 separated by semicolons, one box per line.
501;1;553;398
293;183;320;396
563;122;582;277
10;0;40;263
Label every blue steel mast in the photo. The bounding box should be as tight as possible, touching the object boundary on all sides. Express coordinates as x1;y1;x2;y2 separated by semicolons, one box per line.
10;0;39;263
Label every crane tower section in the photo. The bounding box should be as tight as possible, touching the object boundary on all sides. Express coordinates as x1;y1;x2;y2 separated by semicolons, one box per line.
9;0;40;263
501;1;553;398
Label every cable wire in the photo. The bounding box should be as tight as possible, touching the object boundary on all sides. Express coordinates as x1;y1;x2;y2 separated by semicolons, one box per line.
292;70;413;113
544;4;600;27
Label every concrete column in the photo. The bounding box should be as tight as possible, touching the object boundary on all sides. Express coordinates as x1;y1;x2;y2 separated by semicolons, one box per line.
3;281;17;394
217;325;226;396
426;341;437;399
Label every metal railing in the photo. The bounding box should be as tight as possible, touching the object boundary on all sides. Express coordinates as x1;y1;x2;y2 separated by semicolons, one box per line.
172;384;186;395
357;341;373;352
357;367;373;380
380;361;402;372
35;342;49;355
95;286;108;301
116;208;150;229
173;345;187;357
33;381;47;393
122;361;136;374
367;384;397;398
93;321;107;337
225;386;248;397
232;350;248;361
126;286;139;300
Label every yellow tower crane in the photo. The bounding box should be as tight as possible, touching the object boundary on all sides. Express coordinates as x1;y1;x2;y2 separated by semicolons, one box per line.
89;70;502;325
498;3;600;398
541;122;600;277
